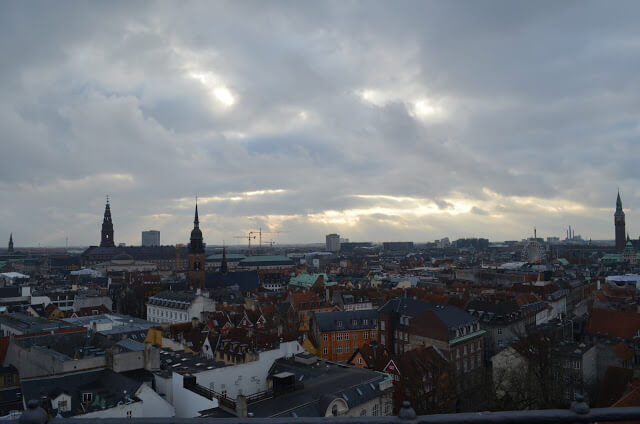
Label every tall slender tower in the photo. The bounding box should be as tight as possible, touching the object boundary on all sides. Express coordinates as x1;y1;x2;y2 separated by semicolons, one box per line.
220;246;228;274
100;197;115;247
615;190;626;252
187;203;206;290
7;233;14;253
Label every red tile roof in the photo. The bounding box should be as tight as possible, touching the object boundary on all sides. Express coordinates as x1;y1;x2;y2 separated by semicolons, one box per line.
587;308;640;340
597;366;634;407
613;342;635;362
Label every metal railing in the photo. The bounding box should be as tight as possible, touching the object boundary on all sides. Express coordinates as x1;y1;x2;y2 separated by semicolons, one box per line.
15;397;640;424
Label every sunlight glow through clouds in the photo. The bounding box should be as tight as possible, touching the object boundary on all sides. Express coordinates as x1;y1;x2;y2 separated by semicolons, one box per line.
187;70;236;107
174;189;287;208
356;88;448;122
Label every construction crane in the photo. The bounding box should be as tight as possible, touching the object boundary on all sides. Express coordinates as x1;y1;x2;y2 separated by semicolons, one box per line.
255;227;288;250
234;232;257;254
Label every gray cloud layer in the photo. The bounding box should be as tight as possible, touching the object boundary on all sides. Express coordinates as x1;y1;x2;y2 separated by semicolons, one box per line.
1;1;639;246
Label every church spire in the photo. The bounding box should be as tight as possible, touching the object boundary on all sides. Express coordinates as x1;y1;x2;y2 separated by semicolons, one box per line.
189;202;204;254
100;196;115;247
617;189;623;213
615;189;626;252
8;233;13;253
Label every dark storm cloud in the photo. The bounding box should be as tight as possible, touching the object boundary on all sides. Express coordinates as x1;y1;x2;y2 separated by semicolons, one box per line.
1;0;639;246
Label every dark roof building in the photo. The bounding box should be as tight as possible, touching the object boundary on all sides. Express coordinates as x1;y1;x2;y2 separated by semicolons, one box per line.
246;356;393;417
21;369;141;417
206;271;260;291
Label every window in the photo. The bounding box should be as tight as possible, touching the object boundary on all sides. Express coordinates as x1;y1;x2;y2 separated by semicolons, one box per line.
353;333;357;340
370;331;376;339
57;400;68;412
332;405;339;416
337;320;343;328
363;319;368;325
360;409;367;416
352;319;358;326
323;347;328;355
364;331;369;340
337;333;343;341
345;333;350;341
345;345;350;353
384;402;390;415
380;320;385;330
373;403;379;416
381;335;386;345
126;410;132;418
497;328;503;335
82;392;93;404
463;346;467;355
337;345;343;353
403;332;408;342
357;357;362;364
456;348;460;359
323;334;328;342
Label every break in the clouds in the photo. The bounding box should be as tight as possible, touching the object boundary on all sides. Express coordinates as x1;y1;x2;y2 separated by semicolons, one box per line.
1;0;640;247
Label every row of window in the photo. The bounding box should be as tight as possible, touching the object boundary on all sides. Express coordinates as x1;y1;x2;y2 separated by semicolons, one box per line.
457;353;482;373
455;340;481;359
148;307;188;321
323;331;376;342
335;318;377;328
394;330;409;342
322;344;360;355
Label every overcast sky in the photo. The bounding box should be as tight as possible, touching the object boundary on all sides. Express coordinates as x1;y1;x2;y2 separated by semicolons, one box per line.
2;1;640;247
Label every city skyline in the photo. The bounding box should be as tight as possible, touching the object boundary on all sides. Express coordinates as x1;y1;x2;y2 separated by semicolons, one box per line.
3;2;640;246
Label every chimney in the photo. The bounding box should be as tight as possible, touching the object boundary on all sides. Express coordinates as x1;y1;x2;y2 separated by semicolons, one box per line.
236;395;248;418
144;342;153;371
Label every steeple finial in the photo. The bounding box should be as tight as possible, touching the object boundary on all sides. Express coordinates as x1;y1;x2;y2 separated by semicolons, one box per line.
8;233;13;253
194;200;200;227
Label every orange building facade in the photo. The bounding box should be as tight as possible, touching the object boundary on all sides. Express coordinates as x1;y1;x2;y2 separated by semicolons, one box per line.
310;309;379;362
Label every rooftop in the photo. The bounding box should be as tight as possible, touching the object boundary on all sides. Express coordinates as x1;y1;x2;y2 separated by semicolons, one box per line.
248;357;390;417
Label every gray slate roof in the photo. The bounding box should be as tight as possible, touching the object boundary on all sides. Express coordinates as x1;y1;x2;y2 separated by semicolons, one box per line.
379;297;476;328
21;369;141;417
248;358;387;417
313;309;378;332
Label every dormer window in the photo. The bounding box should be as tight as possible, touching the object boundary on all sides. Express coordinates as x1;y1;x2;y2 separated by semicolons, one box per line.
337;320;343;328
82;392;93;404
